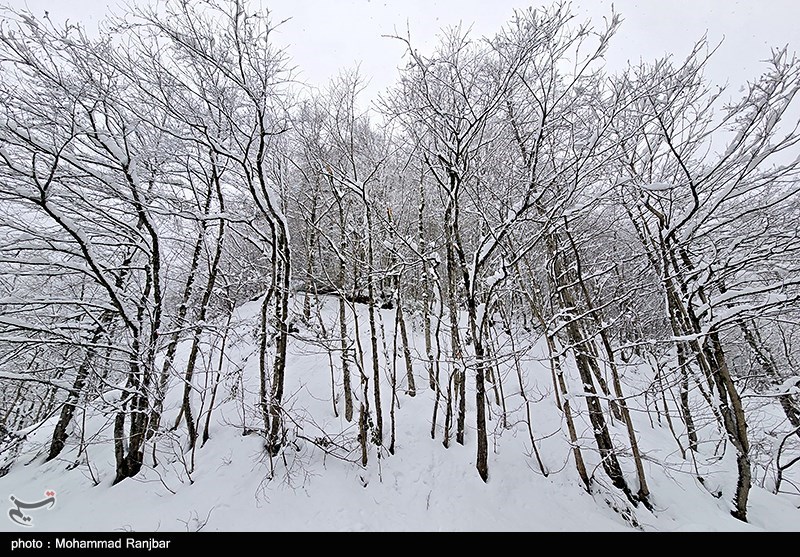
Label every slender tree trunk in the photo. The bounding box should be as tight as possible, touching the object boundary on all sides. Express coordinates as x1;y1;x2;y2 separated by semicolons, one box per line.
677;344;699;451
150;205;209;438
550;233;633;502
430;279;445;440
51;246;140;456
113;410;127;485
364;204;383;447
396;292;416;397
202;306;233;446
389;315;398;455
335;195;354;423
418;177;436;391
563;224;650;506
502;305;547;475
666;242;752;520
442;372;454;448
351;255;370;468
470;310;489;482
485;327;507;427
47;335;101;461
268;237;291;455
303;189;319;322
177;195;225;449
258;286;274;437
338;295;354;423
552;335;591;491
708;330;751;522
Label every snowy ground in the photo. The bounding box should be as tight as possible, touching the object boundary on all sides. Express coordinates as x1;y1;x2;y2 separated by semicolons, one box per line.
1;295;799;532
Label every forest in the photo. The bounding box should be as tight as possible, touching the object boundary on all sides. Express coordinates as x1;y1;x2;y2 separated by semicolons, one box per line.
0;0;799;528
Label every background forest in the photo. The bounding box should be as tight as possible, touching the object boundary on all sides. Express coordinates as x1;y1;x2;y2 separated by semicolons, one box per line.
0;0;799;531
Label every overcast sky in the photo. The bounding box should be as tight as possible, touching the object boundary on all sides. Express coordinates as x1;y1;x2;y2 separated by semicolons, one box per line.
5;0;800;98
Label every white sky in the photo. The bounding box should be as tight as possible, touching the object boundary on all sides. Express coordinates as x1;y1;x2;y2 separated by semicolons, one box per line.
5;0;800;98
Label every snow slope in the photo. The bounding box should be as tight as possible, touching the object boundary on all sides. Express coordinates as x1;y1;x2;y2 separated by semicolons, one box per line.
1;295;798;532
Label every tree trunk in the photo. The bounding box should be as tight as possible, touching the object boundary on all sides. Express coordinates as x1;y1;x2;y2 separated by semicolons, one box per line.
365;204;383;447
336;194;354;423
396;293;416;397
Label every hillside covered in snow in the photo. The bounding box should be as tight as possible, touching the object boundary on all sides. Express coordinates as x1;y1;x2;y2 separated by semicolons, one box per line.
2;295;800;532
